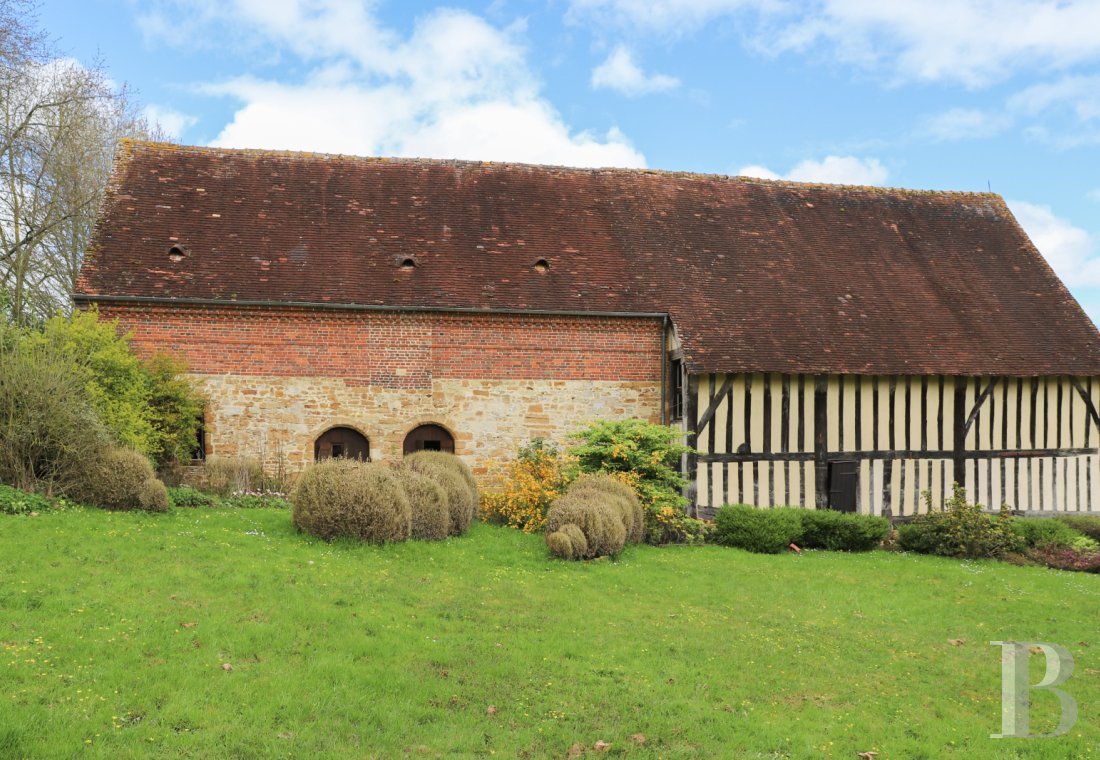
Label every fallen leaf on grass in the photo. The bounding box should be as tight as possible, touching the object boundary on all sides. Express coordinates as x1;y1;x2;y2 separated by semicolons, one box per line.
593;740;611;753
948;638;965;646
630;733;646;746
277;732;293;740
566;743;584;758
857;752;879;759
180;622;196;629
221;663;233;672
486;705;496;717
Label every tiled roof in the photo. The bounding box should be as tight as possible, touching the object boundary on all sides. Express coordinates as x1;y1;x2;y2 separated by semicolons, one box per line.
76;141;1100;376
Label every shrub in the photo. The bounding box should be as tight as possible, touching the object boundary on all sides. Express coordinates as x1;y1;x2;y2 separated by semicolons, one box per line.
201;456;265;497
291;460;411;543
897;485;1021;559
798;510;890;552
1027;544;1100;573
138;478;170;513
396;467;450;541
568;474;645;544
1056;515;1100;543
168;486;221;509
545;491;627;560
222;492;290;509
403;455;474;536
569;419;704;544
1012;518;1096;551
0;484;53;515
479;439;569;532
713;504;803;554
0;340;111;494
546;523;589;560
405;450;478;502
75;447;168;512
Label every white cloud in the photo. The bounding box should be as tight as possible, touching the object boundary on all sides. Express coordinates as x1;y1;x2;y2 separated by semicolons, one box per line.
143;105;198;140
591;46;679;96
917;107;1011;142
570;0;1100;87
139;2;645;168
738;155;889;185
1008;200;1100;291
1088;189;1100;202
1009;75;1100;121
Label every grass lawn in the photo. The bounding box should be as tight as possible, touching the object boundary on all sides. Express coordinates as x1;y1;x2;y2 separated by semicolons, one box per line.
3;508;1100;759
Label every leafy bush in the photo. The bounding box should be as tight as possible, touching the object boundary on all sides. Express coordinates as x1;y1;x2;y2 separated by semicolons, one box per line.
713;504;803;554
403;454;474;537
798;510;890;552
897;485;1021;559
291;460;411;543
222;492;290;509
405;451;478;503
569;419;704;544
1012;518;1096;551
1056;515;1100;543
479;439;569;532
200;456;265;497
1027;544;1100;573
0;340;111;494
545;491;627;560
144;354;205;465
396;467;450;541
74;447;169;512
0;484;53;515
567;474;645;544
168;486;221;509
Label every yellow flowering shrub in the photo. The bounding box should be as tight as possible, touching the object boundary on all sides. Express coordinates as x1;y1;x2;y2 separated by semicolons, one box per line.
479;440;572;533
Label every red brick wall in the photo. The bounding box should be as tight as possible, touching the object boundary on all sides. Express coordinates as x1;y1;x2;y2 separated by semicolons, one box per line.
96;302;664;388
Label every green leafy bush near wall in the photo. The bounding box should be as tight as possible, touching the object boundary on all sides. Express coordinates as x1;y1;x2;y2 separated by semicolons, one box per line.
713;505;803;554
798;510;891;552
168;486;221;509
897;485;1021;559
569;419;704;544
1012;518;1098;551
73;447;169;513
0;484;54;515
1056;515;1100;543
291;460;411;543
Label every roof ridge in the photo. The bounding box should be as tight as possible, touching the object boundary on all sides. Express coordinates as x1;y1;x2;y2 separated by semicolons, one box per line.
118;139;1004;201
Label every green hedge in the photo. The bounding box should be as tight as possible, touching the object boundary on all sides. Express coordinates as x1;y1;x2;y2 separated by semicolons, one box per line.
1012;518;1097;551
0;484;54;515
1056;515;1100;543
798;510;890;552
713;505;890;554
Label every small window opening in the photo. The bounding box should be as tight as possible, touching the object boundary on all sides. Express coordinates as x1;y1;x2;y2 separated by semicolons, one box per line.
400;258;417;270
533;258;550;273
422;440;442;451
669;358;684;421
330;443;345;458
827;460;859;512
314;427;370;462
168;244;188;263
190;412;206;462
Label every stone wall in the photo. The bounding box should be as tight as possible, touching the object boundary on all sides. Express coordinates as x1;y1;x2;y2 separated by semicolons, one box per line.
95;302;664;475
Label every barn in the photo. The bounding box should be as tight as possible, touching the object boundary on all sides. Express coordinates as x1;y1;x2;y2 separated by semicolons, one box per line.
75;141;1100;518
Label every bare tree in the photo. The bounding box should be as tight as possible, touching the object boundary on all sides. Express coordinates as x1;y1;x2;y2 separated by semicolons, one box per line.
0;0;157;325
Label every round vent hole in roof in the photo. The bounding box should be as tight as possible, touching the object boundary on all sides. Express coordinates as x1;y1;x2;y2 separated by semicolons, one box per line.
168;244;189;263
400;258;417;271
534;259;550;273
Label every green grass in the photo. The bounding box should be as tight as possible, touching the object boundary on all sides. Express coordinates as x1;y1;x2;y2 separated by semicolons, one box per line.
3;509;1100;759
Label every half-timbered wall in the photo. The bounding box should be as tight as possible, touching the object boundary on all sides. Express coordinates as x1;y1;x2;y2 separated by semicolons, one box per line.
689;373;1100;518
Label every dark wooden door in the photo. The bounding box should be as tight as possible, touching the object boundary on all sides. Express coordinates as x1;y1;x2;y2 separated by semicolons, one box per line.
314;427;370;461
827;460;858;512
403;424;455;455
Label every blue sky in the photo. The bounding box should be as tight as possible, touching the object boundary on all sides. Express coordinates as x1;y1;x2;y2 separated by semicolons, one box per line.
42;0;1100;324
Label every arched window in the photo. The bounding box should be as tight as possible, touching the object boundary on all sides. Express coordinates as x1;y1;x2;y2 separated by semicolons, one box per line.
403;424;455;455
314;427;370;461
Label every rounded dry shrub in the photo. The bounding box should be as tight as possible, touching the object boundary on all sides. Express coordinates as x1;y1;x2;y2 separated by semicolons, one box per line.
568;474;644;544
138;477;171;513
292;459;411;543
75;448;170;512
546;523;588;560
403;455;474;536
396;466;450;541
405;451;478;504
545;491;626;560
